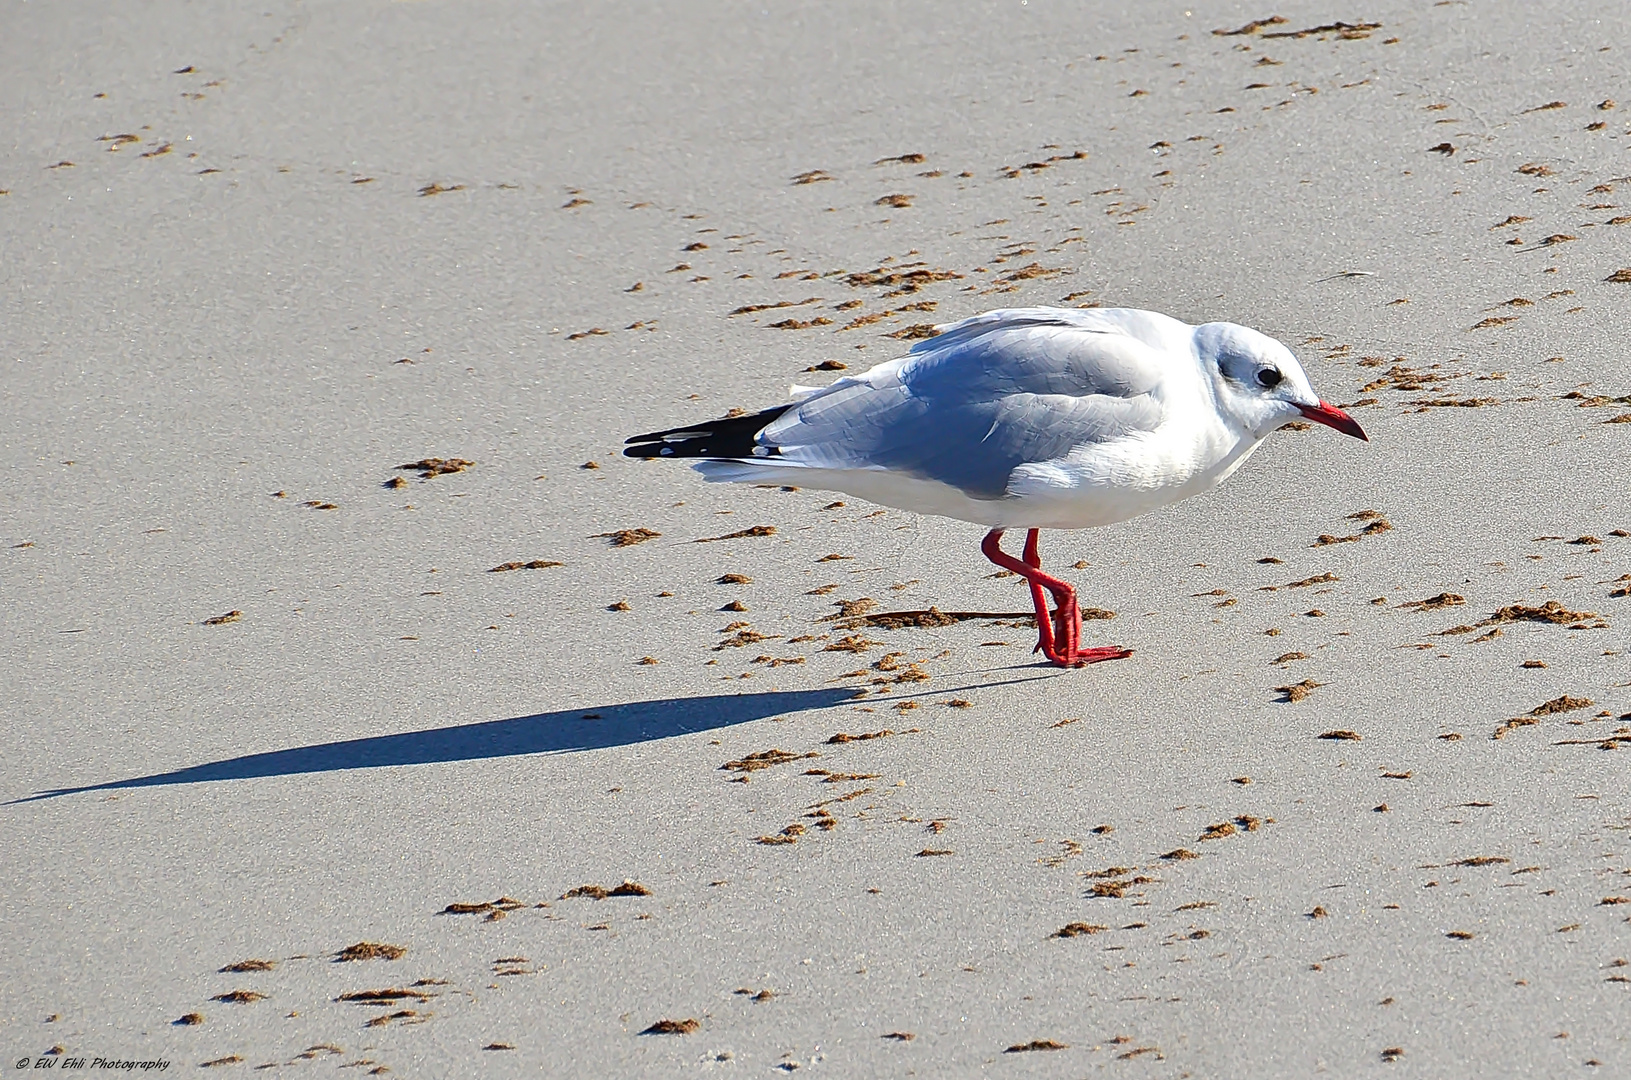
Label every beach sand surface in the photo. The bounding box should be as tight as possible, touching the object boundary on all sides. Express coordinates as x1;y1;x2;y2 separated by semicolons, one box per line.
3;1;1630;1074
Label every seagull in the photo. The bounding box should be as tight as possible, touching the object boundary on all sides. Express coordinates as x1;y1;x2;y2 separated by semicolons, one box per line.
625;307;1367;667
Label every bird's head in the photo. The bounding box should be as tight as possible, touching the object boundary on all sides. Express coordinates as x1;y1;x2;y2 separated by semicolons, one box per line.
1193;322;1367;442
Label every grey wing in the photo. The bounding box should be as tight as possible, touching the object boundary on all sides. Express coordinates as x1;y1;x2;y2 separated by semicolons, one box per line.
760;313;1171;500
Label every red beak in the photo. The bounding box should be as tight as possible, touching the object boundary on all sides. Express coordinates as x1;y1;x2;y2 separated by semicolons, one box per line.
1298;400;1368;441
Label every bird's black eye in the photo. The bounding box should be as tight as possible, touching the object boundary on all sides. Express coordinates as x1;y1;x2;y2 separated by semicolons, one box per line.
1256;368;1282;388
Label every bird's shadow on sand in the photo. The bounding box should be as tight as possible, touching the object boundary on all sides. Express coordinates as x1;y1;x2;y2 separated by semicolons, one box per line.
12;687;867;803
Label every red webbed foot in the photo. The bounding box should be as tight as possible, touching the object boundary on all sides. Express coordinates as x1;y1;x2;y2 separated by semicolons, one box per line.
985;529;1133;669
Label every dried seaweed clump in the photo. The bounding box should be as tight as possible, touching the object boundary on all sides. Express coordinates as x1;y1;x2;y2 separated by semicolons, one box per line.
1052;922;1108;938
641;1018;699;1035
397;458;474;478
439;896;526;916
1401;593;1464;611
594;528;661;547
335;942;407;962
720;749;818;773
219;959;275;973
1493;695;1593;739
1276;679;1323;703
562;880;652;899
1489;601;1601;627
693;525;776;543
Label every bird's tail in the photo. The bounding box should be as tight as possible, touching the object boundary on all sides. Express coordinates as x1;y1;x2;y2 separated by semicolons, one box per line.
623;404;792;460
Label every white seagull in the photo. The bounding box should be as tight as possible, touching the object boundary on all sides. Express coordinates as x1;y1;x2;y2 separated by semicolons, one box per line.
626;307;1367;667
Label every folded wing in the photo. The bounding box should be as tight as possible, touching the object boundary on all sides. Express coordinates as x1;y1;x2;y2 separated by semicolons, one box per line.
759;308;1175;500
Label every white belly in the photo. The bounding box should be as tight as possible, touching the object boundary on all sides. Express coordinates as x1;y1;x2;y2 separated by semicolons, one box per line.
694;423;1262;531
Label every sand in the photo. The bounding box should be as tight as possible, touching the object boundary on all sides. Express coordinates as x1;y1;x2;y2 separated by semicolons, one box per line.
4;1;1630;1074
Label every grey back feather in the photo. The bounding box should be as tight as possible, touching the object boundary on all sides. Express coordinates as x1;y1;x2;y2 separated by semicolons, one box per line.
761;309;1176;500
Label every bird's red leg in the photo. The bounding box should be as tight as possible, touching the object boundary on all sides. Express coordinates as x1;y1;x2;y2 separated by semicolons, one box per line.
1039;539;1132;665
983;529;1061;662
980;529;1131;667
1023;529;1079;659
982;530;1131;667
1017;528;1058;658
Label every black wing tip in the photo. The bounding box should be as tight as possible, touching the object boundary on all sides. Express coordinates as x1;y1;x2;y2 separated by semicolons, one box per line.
620;404;794;460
